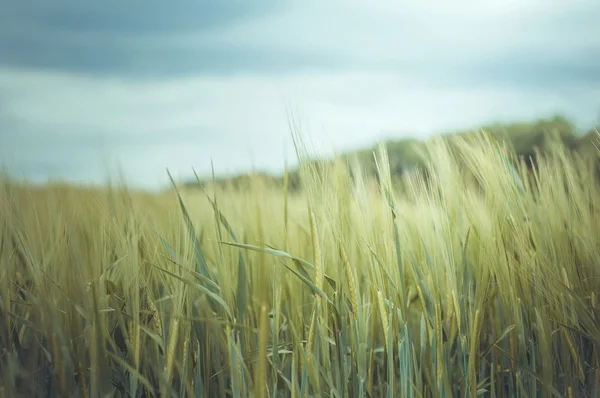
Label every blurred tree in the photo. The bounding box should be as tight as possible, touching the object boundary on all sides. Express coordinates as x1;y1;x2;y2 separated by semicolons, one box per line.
187;115;598;191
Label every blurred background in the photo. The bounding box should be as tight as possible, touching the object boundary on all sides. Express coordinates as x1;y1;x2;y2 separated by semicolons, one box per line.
0;0;599;190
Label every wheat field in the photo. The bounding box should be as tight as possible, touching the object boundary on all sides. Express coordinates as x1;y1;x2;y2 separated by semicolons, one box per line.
1;131;599;397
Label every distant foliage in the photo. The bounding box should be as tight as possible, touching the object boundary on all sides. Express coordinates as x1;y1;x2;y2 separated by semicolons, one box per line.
188;115;598;192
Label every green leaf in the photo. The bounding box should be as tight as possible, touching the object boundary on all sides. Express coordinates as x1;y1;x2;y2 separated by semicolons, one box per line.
480;324;515;358
205;193;248;325
149;262;233;320
167;169;217;291
278;260;332;304
222;241;337;290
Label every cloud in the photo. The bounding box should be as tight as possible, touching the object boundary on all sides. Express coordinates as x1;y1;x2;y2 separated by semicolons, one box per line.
1;0;599;189
2;0;599;83
0;0;282;76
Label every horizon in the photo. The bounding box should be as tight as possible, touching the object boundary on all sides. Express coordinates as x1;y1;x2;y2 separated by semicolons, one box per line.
2;113;595;194
1;1;599;189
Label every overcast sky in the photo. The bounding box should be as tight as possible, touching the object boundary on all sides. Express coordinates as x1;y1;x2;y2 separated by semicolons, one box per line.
1;0;599;190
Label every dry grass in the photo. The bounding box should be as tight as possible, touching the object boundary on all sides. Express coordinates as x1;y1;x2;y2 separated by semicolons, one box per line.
1;131;600;397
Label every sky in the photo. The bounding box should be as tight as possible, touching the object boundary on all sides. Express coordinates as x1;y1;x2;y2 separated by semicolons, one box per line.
1;0;599;190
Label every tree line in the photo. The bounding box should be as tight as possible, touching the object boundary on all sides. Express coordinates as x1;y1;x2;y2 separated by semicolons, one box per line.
186;115;599;192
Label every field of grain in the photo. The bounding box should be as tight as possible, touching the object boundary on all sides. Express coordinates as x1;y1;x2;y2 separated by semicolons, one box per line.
1;132;600;397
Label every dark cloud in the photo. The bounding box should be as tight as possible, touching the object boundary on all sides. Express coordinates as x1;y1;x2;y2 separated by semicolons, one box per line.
3;1;277;35
0;1;287;77
1;0;599;92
